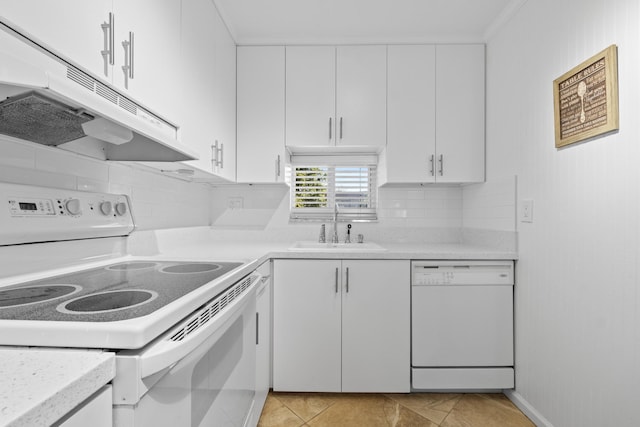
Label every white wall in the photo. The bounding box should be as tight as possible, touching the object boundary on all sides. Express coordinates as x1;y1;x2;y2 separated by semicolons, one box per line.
486;0;640;425
0;137;211;230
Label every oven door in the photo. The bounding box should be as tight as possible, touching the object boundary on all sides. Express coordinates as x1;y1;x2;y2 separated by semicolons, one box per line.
113;275;259;427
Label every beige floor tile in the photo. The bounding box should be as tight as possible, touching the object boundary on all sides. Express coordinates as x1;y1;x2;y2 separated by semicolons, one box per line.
273;392;338;422
307;394;438;427
441;394;535;427
385;393;462;424
258;394;306;427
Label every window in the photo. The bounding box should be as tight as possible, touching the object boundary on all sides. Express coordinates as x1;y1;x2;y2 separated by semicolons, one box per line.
289;160;377;221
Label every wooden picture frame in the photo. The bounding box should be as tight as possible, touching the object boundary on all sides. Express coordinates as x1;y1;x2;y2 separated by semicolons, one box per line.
553;45;619;148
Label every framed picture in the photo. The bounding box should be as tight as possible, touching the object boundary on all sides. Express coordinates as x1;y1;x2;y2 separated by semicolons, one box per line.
553;45;619;148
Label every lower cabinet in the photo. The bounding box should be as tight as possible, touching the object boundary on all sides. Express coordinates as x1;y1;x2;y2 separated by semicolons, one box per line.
57;385;112;427
273;259;410;393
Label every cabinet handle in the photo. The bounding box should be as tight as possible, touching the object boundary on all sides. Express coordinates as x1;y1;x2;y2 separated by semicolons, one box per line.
218;143;224;168
129;31;135;79
100;12;115;75
255;312;259;345
438;154;444;176
275;155;281;180
121;37;131;89
211;142;217;170
345;267;349;293
329;117;332;140
429;154;435;176
339;117;343;140
335;267;339;293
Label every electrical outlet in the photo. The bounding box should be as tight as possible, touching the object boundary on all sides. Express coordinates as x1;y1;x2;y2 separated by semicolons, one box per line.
227;197;244;209
521;199;533;223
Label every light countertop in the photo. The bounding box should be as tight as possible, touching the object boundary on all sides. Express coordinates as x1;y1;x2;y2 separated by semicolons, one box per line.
0;348;115;427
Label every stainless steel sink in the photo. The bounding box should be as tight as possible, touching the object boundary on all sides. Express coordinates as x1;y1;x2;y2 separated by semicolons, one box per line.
288;241;387;252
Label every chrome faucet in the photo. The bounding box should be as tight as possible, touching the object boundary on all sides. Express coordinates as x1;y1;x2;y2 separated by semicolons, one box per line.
332;204;339;243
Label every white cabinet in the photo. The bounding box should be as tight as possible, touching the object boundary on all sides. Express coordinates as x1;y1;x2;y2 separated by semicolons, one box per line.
285;45;387;147
382;44;485;184
0;0;182;122
178;0;236;181
273;259;410;393
255;267;272;411
58;385;112;427
237;46;286;183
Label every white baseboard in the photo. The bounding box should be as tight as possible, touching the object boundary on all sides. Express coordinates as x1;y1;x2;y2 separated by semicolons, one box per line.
504;390;554;427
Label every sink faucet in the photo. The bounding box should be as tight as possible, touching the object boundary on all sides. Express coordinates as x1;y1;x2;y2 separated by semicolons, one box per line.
332;204;339;243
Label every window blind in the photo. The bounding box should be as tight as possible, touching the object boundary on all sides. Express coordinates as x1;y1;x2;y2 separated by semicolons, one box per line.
290;164;377;221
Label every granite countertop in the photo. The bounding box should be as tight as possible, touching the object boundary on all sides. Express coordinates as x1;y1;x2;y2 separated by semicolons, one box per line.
0;348;115;427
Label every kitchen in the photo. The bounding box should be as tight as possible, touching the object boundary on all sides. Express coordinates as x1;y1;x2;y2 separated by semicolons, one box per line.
0;0;638;426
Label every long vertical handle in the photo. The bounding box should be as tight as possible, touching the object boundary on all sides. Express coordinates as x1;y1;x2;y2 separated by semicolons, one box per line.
429;154;435;176
129;31;135;79
121;38;130;89
335;268;339;293
329;117;332;141
211;142;218;170
101;13;114;76
339;117;343;140
438;154;444;176
255;312;259;345
275;155;281;180
110;13;115;65
218;143;224;168
345;267;349;293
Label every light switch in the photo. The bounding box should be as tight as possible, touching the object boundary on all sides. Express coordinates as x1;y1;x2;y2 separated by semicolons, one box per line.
521;199;533;223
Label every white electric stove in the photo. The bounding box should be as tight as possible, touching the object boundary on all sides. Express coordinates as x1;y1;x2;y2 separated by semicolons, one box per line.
0;182;261;427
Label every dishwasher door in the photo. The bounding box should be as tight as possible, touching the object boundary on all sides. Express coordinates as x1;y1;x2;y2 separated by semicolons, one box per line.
411;260;514;390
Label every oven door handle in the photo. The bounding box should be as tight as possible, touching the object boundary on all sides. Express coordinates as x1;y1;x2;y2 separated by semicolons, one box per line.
137;273;261;378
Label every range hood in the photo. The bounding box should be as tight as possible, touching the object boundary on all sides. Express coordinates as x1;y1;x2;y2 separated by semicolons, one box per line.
0;23;198;162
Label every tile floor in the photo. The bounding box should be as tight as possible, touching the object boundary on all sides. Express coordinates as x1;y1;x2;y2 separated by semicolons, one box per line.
258;392;535;427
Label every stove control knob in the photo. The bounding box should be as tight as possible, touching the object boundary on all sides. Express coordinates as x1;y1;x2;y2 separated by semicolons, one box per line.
100;201;113;216
65;199;82;216
115;202;128;216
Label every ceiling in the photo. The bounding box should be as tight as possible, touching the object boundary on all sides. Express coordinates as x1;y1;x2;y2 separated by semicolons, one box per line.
214;0;527;45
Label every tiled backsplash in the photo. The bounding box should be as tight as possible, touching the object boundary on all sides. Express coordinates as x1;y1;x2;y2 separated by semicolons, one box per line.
0;137;211;230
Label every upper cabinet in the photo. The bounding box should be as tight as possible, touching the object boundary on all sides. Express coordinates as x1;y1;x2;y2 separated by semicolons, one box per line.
0;0;182;123
237;46;286;184
285;45;387;148
178;0;236;181
383;44;485;184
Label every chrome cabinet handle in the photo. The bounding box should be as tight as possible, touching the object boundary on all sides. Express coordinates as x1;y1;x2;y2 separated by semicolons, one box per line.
438;154;444;176
329;117;332;140
211;143;217;170
429;154;435;176
255;312;259;345
101;12;114;76
275;155;281;180
129;31;135;79
121;38;130;89
339;117;343;140
345;267;349;293
335;268;339;293
218;143;224;168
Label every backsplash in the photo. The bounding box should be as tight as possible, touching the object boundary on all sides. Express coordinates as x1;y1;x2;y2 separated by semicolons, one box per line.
0;137;211;230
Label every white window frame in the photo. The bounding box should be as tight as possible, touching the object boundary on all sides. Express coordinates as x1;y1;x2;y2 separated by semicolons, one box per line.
288;155;378;222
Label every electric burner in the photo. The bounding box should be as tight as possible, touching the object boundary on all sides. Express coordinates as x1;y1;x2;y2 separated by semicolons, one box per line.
58;289;159;314
106;262;159;271
0;284;82;308
160;263;222;274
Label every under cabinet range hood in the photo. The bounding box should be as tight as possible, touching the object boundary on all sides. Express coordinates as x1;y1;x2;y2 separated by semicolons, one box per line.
0;22;198;162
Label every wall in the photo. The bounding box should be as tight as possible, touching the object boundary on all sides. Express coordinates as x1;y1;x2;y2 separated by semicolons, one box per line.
209;183;463;243
0;136;211;230
486;0;640;426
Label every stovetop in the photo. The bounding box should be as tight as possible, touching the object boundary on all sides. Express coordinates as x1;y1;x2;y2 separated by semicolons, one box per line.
0;260;243;322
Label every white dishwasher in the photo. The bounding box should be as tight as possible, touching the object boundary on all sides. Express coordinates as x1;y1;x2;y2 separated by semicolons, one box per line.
411;260;514;390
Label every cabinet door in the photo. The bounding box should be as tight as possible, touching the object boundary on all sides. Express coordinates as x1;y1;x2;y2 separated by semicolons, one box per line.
435;44;485;183
112;0;181;122
237;46;285;183
210;9;236;181
0;0;113;80
273;259;342;392
336;46;387;147
285;46;336;147
341;260;410;392
179;0;218;173
255;279;271;411
385;45;436;183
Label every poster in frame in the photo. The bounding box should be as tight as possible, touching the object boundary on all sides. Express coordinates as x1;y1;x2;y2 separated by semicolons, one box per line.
553;45;619;148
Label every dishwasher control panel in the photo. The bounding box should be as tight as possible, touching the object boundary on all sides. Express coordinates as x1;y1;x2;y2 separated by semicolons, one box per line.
412;261;513;285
